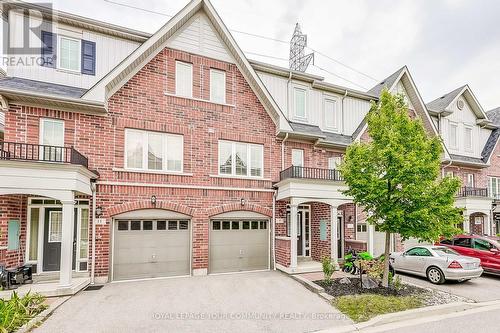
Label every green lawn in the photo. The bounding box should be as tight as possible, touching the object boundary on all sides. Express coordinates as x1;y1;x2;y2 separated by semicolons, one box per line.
333;294;423;322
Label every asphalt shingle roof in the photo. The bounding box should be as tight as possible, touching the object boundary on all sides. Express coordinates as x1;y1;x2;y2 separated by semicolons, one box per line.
426;85;465;113
367;67;405;97
0;77;87;99
289;122;352;146
482;107;500;162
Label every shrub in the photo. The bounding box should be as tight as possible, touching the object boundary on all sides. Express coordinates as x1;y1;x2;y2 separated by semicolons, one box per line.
0;292;48;333
322;256;336;283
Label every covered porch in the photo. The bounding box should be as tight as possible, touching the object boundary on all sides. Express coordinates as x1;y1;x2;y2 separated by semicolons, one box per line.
0;142;97;291
273;166;364;274
455;186;493;235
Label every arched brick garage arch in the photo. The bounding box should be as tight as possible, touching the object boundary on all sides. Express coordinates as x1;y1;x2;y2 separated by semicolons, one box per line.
108;200;194;217
207;203;272;218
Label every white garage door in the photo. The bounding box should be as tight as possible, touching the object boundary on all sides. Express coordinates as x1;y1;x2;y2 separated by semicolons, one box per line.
113;219;190;281
210;219;269;274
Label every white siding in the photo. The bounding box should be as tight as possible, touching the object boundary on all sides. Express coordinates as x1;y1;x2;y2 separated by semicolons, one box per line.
5;11;140;89
391;81;414;110
166;12;234;63
440;96;491;158
257;71;370;136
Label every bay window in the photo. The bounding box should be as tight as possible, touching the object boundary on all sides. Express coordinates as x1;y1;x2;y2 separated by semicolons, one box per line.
125;129;183;172
218;140;263;178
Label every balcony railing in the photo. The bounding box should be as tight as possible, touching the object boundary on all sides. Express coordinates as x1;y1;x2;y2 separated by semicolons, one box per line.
280;166;343;181
0;141;88;168
457;186;489;198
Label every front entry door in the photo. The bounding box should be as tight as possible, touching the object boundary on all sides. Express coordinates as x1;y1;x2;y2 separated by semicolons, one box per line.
43;208;77;272
297;213;303;255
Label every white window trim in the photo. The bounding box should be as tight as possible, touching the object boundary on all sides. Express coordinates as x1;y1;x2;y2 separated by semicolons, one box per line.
328;156;342;170
292;85;308;121
39;118;64;146
323;95;339;132
291;149;304;167
124;129;184;173
448;122;458;149
217;140;264;179
466;173;475;187
57;35;81;73
489;177;500;199
464;124;474;152
175;61;193;98
210;69;226;104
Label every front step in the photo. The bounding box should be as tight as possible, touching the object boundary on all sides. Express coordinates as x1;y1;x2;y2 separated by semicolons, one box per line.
33;271;90;283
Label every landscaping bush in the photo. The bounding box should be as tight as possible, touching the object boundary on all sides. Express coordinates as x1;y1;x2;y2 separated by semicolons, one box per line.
0;292;48;333
322;256;336;283
333;294;422;322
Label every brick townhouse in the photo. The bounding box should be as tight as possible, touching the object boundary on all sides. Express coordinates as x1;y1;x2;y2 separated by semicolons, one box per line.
0;0;499;289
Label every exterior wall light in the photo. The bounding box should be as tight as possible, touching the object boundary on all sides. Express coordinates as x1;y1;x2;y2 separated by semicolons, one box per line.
241;198;246;206
95;206;103;217
151;195;157;206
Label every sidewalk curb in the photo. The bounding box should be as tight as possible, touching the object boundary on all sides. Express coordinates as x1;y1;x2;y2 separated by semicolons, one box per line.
17;296;70;333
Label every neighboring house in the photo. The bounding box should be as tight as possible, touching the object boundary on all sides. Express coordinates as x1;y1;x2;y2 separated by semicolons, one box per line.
0;0;498;288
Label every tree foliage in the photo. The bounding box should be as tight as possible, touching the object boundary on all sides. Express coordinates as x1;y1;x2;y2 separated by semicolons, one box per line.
340;89;463;286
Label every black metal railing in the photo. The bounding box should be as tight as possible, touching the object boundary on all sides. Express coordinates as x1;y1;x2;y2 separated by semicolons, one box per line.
0;141;88;168
457;186;489;198
280;166;343;181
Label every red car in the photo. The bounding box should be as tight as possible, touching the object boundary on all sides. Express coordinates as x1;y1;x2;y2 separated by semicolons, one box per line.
439;235;500;275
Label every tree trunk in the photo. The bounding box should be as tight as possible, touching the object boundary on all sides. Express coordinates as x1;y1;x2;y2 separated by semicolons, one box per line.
382;231;391;288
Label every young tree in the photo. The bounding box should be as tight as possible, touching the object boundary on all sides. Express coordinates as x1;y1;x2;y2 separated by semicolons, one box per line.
340;89;462;287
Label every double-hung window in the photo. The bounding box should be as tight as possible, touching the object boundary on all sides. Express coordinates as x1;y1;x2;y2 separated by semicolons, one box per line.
125;129;183;172
328;156;342;170
210;69;226;104
449;122;458;149
175;61;193;97
489;177;500;199
464;126;473;151
324;97;338;130
293;87;307;119
218;140;263;178
39;118;64;161
58;36;81;72
466;173;475;187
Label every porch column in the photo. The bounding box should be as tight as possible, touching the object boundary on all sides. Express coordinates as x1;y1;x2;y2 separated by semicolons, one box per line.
367;224;375;255
330;206;339;269
59;198;75;288
463;213;470;233
290;204;298;269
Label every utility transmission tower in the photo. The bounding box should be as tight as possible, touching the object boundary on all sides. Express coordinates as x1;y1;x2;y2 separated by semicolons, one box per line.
289;23;314;72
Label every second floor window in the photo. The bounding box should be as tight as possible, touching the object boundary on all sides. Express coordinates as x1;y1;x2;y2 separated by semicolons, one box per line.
210;69;226;104
58;36;81;72
328;156;342;170
466;173;474;187
293;87;306;119
40;118;64;161
125;129;183;172
291;149;304;167
449;122;458;149
490;177;500;198
175;61;193;97
218;140;263;177
464;126;473;151
324;97;338;130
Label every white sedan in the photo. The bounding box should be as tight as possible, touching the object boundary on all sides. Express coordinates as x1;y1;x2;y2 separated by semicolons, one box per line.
390;245;483;284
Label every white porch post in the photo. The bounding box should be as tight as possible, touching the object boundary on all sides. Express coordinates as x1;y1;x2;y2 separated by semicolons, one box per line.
484;213;491;236
290;204;298;269
367;224;375;255
463;213;470;233
59;198;75;288
330;205;339;268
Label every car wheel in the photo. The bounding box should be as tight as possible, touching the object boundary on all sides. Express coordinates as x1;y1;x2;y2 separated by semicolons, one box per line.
427;267;445;284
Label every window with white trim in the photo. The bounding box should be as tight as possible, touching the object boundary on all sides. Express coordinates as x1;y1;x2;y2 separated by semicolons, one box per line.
58;36;81;72
218;140;263;177
449;122;458;149
40;118;64;161
446;170;454;177
293;87;307;119
292;149;304;167
324;97;338;130
125;129;183;172
464;126;473;151
489;177;500;199
328;156;342;170
466;173;474;187
48;211;62;242
210;69;226;104
175;61;193;97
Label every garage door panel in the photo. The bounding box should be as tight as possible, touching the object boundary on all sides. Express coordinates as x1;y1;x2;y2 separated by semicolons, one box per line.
209;220;269;274
113;220;190;281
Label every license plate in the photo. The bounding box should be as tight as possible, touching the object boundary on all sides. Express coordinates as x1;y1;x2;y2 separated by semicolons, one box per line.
464;263;476;270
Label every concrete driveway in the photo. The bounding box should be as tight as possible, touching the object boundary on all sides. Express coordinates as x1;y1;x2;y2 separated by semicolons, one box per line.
400;273;500;302
35;271;352;333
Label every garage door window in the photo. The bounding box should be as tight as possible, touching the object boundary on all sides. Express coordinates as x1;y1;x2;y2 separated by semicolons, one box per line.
222;221;231;230
212;220;268;231
131;221;141;230
117;220;190;231
143;221;153;230
168;221;178;230
157;221;166;230
232;221;239;230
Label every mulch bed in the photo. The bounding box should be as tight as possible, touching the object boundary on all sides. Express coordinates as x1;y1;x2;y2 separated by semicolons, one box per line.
315;277;429;298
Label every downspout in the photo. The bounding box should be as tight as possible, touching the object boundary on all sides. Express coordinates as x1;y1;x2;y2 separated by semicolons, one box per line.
341;90;348;134
281;133;289;170
272;190;277;270
90;182;97;285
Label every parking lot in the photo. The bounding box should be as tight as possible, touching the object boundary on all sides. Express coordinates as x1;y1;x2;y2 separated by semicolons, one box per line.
400;273;500;302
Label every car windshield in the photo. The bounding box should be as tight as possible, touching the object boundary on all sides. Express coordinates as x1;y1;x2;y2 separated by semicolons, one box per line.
432;247;460;256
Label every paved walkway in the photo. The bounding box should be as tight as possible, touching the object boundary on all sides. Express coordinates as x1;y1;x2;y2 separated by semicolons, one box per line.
35;271;353;333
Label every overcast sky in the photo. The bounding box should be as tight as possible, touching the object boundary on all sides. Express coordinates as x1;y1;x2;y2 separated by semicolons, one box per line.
44;0;500;109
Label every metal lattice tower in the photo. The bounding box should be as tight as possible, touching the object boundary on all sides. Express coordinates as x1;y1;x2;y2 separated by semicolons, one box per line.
289;23;314;72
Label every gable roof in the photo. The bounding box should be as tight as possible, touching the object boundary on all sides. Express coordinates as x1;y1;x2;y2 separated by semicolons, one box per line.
426;85;465;114
482;107;500;163
366;66;406;97
82;0;291;131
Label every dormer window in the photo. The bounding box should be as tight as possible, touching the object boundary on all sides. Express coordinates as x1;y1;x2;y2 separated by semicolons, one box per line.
293;87;307;119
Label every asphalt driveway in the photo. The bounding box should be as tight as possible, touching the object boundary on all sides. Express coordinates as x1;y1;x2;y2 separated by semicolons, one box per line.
400;273;500;302
35;271;352;333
